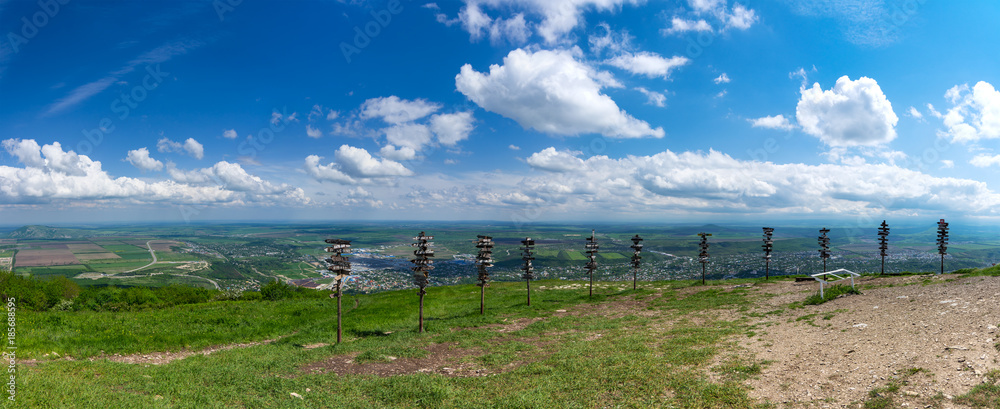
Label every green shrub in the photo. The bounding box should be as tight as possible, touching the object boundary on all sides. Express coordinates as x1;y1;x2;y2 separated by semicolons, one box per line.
74;284;217;311
157;284;213;306
213;288;243;301
239;291;262;301
0;272;81;311
260;279;294;301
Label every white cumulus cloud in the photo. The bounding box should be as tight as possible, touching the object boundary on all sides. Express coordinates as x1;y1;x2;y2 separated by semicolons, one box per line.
360;96;441;124
750;114;795;131
379;145;418;161
636;87;666;107
526;147;586;172
157;137;205;159
430;111;476;146
304;145;414;185
970;154;1000;168
183;138;204;160
447;0;643;45
937;81;1000;144
223;129;238;139
456;48;664;138
0;139;307;205
661;17;712;35
796;76;898;147
125;148;164;172
485;146;1000;217
306;125;323;139
385;123;434;151
605;51;689;79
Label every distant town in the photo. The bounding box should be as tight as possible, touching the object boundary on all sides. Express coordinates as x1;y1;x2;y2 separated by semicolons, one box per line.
2;222;993;295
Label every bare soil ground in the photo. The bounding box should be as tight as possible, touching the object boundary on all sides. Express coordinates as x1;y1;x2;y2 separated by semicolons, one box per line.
37;244;71;249
14;249;79;267
300;318;555;378
84;338;282;365
742;274;1000;408
300;343;497;378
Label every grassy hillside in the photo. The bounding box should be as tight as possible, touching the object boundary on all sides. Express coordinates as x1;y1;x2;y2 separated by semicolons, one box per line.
9;279;772;408
9;267;1000;408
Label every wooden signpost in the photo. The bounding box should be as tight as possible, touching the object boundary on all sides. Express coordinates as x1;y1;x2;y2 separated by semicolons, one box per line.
521;238;535;306
324;238;351;343
475;235;494;315
411;232;434;333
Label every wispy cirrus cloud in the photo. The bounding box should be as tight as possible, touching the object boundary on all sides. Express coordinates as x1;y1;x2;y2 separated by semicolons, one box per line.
44;40;202;116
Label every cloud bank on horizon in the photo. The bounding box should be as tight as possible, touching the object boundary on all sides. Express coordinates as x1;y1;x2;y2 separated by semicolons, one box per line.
0;0;998;223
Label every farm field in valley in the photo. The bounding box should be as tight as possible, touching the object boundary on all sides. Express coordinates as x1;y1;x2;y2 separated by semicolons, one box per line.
4;221;1000;294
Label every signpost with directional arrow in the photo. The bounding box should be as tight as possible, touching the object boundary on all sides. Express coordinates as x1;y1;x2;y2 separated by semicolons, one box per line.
818;228;831;273
585;230;599;297
937;219;948;275
630;235;643;290
521;237;535;306
475;235;493;315
698;232;711;284
411;232;434;333
762;227;774;280
324;238;351;343
878;221;890;275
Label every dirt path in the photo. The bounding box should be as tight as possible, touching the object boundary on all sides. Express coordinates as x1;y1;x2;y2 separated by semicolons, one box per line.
741;274;1000;408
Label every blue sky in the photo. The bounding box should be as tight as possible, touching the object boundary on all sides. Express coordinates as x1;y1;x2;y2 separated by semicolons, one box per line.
1;0;999;225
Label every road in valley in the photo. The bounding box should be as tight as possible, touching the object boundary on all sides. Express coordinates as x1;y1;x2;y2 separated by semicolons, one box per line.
124;241;159;273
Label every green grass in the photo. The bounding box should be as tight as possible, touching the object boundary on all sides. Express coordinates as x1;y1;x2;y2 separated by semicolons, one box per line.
9;279;770;408
863;368;932;409
959;264;1000;277
101;244;150;253
555;250;588;261
150;252;200;262
116;252;155;261
957;370;1000;407
16;264;92;275
804;284;862;305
